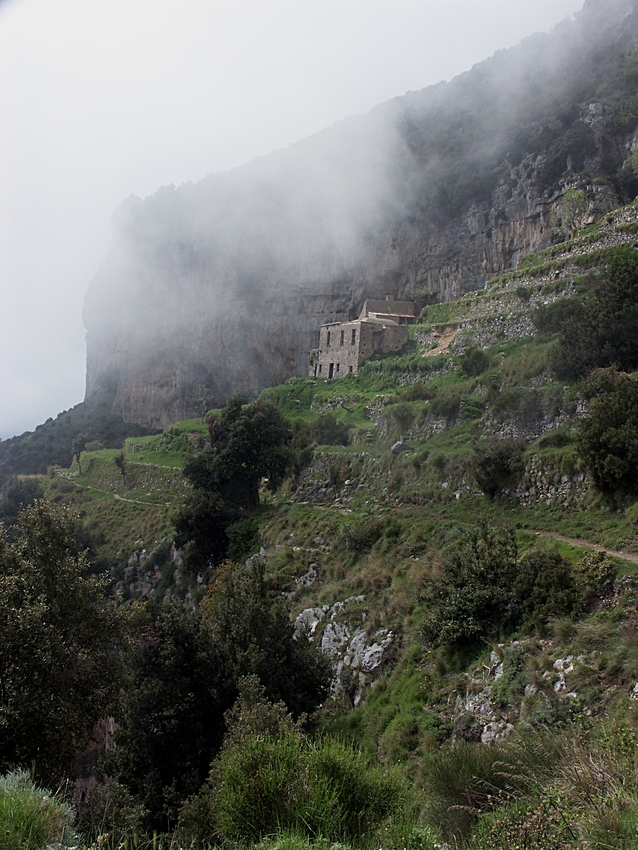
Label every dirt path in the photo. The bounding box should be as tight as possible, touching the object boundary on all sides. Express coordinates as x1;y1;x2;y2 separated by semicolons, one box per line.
62;476;169;507
423;325;458;357
113;493;171;507
528;529;638;565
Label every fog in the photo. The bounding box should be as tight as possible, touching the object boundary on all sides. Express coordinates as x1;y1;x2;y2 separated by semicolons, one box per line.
0;0;584;438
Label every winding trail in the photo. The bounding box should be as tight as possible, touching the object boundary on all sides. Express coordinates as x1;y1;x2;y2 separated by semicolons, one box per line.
62;476;170;507
527;529;638;565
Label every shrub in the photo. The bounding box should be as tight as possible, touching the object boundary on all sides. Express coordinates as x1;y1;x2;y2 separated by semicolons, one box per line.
470;796;578;850
75;779;147;848
577;367;638;494
460;347;490;377
339;519;383;553
515;285;531;301
470;439;524;498
226;516;260;561
553;248;638;380
0;769;76;850
185;729;413;846
515;549;580;633
429;392;461;421
532;297;582;334
312;414;351;447
420;524;521;648
403;384;436;402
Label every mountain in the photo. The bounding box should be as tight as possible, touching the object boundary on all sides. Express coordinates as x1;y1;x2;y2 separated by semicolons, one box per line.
0;378;157;477
84;0;638;429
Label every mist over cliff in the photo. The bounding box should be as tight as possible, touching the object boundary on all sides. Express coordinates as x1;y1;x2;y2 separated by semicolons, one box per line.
85;0;638;428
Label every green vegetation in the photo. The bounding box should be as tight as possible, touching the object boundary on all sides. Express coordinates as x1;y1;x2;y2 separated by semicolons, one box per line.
577;367;638;496
553;248;638;380
174;396;293;570
0;769;77;850
181;680;414;848
0;501;125;783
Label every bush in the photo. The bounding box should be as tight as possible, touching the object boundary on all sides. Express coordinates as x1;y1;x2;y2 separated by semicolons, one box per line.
553;249;638;380
577;367;638;494
226;516;260;561
515;550;580;633
339;519;383;554
403;384;436;402
460;347;490;377
532;297;582;334
312;414;351;447
74;779;147;848
184;728;413;846
470;439;524;498
420;524;521;648
421;524;609;650
470;796;578;850
0;769;76;850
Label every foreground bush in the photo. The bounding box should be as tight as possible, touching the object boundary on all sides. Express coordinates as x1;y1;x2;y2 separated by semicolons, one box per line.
183;729;413;846
0;769;76;850
179;682;416;847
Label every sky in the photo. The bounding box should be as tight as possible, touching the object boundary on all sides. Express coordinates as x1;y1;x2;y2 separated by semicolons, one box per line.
0;0;585;439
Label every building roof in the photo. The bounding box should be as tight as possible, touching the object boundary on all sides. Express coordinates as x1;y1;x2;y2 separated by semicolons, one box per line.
360;298;416;320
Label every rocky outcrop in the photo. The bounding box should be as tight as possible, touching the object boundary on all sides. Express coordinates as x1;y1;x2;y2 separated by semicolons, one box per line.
294;595;394;706
84;0;638;428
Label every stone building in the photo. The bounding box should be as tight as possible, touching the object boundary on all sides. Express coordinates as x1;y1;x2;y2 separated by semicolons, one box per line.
310;297;416;379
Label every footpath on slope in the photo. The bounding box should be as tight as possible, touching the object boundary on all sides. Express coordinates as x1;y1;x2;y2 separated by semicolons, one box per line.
61;475;172;507
529;529;638;565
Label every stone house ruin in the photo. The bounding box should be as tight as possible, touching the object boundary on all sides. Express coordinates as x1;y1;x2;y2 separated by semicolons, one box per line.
310;297;417;379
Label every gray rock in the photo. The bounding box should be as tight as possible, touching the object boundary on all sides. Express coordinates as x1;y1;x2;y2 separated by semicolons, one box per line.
294;607;325;639
321;622;351;656
391;440;415;455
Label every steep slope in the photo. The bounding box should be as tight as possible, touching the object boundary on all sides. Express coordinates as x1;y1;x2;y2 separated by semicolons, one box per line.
85;0;638;428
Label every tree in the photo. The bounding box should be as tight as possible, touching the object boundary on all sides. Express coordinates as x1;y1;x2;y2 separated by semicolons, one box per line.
577;367;638;495
420;523;521;648
112;600;226;832
193;386;215;422
554;249;638;380
113;563;330;831
174;397;293;569
0;501;124;783
204;559;331;719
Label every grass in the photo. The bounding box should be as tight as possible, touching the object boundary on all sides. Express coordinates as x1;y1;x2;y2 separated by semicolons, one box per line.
0;769;76;850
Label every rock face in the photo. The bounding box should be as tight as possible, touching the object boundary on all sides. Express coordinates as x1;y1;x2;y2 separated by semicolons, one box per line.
84;0;638;428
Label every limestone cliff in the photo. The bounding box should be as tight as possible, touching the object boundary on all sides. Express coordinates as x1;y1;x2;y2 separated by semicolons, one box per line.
84;0;638;428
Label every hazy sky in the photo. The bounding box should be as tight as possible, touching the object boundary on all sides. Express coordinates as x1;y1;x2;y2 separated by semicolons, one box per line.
0;0;584;439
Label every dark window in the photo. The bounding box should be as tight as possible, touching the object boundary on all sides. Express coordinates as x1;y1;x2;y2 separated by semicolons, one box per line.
318;364;322;374
349;365;353;373
327;331;331;347
336;363;340;373
340;330;345;345
351;328;356;345
328;363;334;379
